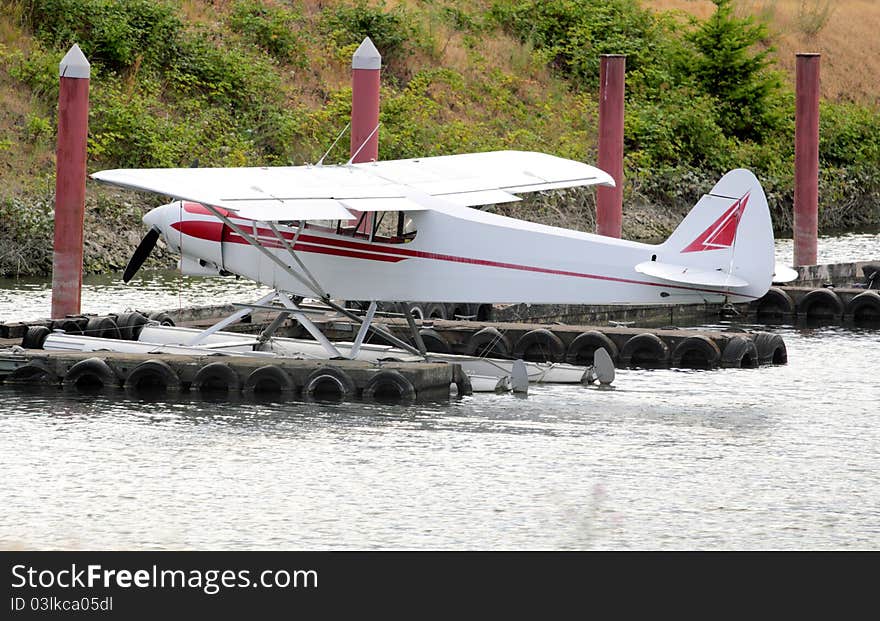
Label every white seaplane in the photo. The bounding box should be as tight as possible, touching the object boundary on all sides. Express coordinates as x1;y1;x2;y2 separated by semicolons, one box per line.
80;150;792;392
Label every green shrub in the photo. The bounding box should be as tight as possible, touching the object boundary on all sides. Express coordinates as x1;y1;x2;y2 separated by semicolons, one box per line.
4;46;61;101
321;1;416;61
820;101;880;167
228;0;307;65
24;114;53;142
16;0;181;72
490;0;674;89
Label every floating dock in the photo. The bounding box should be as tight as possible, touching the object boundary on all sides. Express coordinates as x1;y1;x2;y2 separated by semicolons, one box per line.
16;262;877;401
0;349;457;403
1;301;786;374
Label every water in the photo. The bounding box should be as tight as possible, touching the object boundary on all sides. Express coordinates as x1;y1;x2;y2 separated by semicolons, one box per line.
1;235;878;550
0;272;273;322
774;230;880;266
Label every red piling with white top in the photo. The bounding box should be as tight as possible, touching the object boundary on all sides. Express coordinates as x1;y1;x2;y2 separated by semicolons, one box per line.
350;37;381;234
794;53;820;267
51;44;90;319
596;54;625;239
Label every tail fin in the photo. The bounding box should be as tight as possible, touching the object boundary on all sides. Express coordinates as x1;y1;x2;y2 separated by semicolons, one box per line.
656;169;774;300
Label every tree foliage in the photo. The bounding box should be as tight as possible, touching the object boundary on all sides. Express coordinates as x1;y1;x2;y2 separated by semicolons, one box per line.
686;0;784;140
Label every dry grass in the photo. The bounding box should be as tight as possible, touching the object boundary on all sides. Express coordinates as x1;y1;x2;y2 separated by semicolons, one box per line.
648;0;880;104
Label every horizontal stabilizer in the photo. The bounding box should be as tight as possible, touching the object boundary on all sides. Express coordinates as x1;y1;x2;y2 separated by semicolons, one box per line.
772;264;799;283
634;260;749;288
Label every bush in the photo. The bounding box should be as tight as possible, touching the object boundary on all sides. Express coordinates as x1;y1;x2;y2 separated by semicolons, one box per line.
228;0;306;65
321;1;416;62
490;0;675;89
820;101;880;167
17;0;181;72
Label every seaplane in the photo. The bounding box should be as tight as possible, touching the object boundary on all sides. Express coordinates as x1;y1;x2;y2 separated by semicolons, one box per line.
75;149;793;392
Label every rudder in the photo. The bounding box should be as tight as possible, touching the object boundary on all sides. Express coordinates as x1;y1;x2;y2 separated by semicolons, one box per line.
658;169;774;301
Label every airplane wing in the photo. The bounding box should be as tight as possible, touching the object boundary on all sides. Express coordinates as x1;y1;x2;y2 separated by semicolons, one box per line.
634;261;750;288
91;150;614;222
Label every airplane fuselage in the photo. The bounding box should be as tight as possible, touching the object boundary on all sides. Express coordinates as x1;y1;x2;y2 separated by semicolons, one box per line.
146;200;764;305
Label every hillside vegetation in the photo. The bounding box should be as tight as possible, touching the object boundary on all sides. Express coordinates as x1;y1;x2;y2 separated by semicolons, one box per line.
0;0;878;277
652;0;880;105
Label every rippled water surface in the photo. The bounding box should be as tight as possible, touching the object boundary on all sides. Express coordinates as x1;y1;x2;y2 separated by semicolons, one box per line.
1;234;878;550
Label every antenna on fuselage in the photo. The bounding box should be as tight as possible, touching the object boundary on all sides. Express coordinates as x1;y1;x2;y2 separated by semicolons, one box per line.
316;122;351;167
346;122;381;166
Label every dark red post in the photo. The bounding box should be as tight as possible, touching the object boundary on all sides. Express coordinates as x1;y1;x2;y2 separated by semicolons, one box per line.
350;37;381;234
794;53;820;266
596;55;625;238
51;44;90;319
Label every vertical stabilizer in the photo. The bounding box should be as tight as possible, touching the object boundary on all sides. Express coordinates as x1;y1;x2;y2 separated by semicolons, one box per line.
658;169;774;300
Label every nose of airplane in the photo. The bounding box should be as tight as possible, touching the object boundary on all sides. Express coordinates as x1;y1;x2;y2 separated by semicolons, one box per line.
143;201;177;231
142;204;165;230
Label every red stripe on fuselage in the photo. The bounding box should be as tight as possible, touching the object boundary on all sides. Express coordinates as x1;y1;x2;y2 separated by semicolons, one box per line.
171;220;224;242
173;216;758;299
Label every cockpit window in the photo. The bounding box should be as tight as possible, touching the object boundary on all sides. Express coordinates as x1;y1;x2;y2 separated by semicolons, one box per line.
329;211;417;243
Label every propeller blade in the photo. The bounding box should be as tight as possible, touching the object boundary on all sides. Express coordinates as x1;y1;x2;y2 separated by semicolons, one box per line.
123;227;160;283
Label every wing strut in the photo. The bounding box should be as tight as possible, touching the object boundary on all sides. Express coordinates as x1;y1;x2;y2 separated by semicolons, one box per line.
202;204;328;300
267;221;324;294
187;205;424;358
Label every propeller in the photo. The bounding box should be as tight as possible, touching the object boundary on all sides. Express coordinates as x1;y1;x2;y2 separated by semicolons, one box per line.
123;227;161;283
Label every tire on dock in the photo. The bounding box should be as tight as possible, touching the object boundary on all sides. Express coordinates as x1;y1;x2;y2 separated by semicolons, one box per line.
115;312;150;340
671;336;721;369
5;360;59;385
466;327;511;358
363;370;416;403
423;303;447;320
513;328;566;363
124;359;182;393
447;303;470;320
620;333;670;368
796;288;844;322
147;312;175;326
85;316;121;340
303;367;355;401
51;318;85;335
754;287;794;319
21;326;51;349
63;357;119;391
720;336;759;368
565;330;619;366
476;304;492;321
192;362;241;393
846;290;880;325
418;328;452;354
754;332;787;365
244;365;296;397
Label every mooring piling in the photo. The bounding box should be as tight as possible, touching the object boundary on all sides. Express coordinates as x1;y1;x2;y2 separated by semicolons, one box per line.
794;53;821;267
349;36;381;235
51;44;90;319
596;54;626;239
